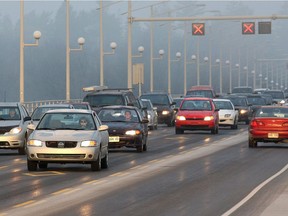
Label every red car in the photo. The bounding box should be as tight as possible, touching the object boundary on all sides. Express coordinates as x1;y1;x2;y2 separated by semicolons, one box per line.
249;106;288;148
175;97;219;134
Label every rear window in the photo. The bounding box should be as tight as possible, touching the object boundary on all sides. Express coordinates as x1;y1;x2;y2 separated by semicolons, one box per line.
232;87;253;94
140;95;169;106
83;94;124;107
186;90;214;98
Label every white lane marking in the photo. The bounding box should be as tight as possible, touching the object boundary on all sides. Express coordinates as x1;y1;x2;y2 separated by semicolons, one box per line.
3;131;247;215
222;163;288;216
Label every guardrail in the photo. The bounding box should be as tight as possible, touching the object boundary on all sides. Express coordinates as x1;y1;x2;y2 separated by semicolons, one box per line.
23;99;82;115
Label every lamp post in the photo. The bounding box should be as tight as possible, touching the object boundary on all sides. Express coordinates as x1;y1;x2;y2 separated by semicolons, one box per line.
66;0;85;101
168;52;181;94
215;59;222;94
150;49;165;92
259;73;263;88
235;63;240;87
20;0;41;103
99;0;117;86
243;66;248;86
100;41;117;86
225;60;232;93
190;55;208;86
251;70;256;89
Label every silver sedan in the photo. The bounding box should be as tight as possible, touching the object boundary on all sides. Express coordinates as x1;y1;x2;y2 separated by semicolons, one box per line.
26;109;109;171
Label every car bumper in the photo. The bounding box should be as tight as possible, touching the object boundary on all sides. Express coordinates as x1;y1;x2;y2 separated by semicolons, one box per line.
175;120;216;131
108;135;143;149
249;130;288;142
27;146;100;162
219;118;234;126
0;134;25;149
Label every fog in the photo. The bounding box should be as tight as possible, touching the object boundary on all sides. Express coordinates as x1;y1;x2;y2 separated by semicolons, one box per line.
0;0;287;102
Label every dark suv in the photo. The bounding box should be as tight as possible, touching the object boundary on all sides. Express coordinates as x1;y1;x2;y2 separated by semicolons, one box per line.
83;88;146;115
140;92;176;127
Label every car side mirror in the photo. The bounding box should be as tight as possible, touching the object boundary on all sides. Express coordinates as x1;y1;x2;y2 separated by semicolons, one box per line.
27;123;36;131
171;101;176;106
24;116;31;122
215;108;220;112
142;118;149;124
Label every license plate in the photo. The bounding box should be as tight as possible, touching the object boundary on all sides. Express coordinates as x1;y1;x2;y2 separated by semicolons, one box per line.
109;136;120;142
268;133;279;138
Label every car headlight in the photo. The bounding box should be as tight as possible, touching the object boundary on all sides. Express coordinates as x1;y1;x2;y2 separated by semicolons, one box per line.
27;140;44;147
148;114;151;119
176;116;186;121
162;110;169;115
125;130;141;135
224;114;231;118
240;109;248;114
6;127;22;135
204;116;214;121
81;141;97;147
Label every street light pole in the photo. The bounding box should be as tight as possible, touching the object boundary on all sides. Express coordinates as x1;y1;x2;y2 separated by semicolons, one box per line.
127;0;132;89
66;0;85;101
20;0;41;103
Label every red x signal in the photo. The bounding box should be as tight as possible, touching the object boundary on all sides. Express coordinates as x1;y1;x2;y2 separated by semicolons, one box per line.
242;22;255;34
192;23;205;36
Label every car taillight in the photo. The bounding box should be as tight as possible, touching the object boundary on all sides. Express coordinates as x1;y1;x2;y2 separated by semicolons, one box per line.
282;122;288;127
250;120;265;127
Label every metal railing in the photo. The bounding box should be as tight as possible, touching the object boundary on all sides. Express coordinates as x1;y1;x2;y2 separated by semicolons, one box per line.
23;99;82;115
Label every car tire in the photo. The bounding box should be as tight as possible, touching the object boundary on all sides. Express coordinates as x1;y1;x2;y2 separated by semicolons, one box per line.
143;136;148;152
101;151;109;169
249;138;258;148
231;120;238;129
38;162;48;169
211;126;219;134
91;151;102;171
175;128;184;134
27;159;38;171
18;137;27;155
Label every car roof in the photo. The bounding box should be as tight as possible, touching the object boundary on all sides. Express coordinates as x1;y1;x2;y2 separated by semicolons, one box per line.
99;105;138;110
183;97;212;101
189;85;214;90
85;89;132;95
46;109;92;114
36;104;73;108
213;99;231;102
0;102;21;107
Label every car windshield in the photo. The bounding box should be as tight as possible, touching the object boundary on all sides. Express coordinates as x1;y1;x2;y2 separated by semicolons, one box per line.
140;95;169;106
264;91;285;99
255;107;288;118
141;100;153;109
232;88;253;94
98;109;139;123
0;107;21;120
83;95;124;107
180;100;212;111
186;90;213;98
37;113;96;130
226;97;247;106
72;104;89;110
214;101;233;110
247;97;266;105
31;107;70;121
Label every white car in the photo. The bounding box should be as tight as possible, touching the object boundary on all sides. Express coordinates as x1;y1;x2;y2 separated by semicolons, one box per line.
213;99;239;129
26;109;109;171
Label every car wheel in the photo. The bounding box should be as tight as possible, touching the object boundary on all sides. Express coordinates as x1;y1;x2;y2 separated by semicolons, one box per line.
211;126;218;134
249;137;258;148
38;162;48;169
175;128;184;134
143;136;148;152
18;137;27;155
231;120;238;129
27;159;38;171
101;151;109;169
91;151;102;171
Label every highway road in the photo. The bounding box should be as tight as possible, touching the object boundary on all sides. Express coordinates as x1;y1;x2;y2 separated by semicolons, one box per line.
1;124;288;216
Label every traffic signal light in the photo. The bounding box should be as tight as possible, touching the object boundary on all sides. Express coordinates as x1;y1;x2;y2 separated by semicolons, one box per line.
192;23;205;36
258;21;271;34
242;22;255;34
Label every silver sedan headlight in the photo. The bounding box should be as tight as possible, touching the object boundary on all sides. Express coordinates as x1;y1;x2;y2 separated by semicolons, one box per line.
5;127;22;135
81;141;97;147
27;140;44;147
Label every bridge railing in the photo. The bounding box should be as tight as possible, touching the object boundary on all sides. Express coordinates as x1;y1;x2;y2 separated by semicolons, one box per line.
23;99;82;115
